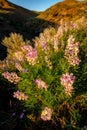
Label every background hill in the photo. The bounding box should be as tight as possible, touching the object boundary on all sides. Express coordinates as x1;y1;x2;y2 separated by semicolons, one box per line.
38;0;87;23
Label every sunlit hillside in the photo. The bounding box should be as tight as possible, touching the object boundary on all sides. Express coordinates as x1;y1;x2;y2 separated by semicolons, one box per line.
38;0;87;23
0;0;14;10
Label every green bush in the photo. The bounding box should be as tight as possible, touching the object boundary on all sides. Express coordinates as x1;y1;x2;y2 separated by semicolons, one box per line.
0;17;87;129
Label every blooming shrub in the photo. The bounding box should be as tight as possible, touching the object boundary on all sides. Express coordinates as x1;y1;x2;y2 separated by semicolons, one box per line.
64;35;81;66
60;72;75;96
0;17;87;129
2;71;21;84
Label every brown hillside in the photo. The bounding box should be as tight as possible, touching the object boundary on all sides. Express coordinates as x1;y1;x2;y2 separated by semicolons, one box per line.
38;0;87;23
0;0;40;41
0;0;14;9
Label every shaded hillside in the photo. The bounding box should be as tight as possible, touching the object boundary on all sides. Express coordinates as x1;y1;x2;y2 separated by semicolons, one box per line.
0;0;38;60
38;0;87;23
0;0;55;60
0;0;39;41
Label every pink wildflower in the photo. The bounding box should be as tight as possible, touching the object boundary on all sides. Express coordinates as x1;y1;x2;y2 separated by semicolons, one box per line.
41;107;53;121
42;42;47;50
15;62;23;71
15;62;28;73
2;71;21;84
21;45;32;53
54;35;58;52
13;90;28;100
26;49;37;65
60;72;75;96
65;35;81;66
14;51;24;61
21;45;37;65
34;79;48;91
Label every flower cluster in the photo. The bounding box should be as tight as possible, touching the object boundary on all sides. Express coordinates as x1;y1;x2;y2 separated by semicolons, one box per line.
60;72;75;96
64;35;81;66
41;107;53;121
21;45;33;53
53;35;59;52
21;45;38;65
14;51;24;62
15;62;23;71
34;79;48;91
34;28;55;51
38;34;47;51
13;90;28;100
2;71;21;84
15;62;28;73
